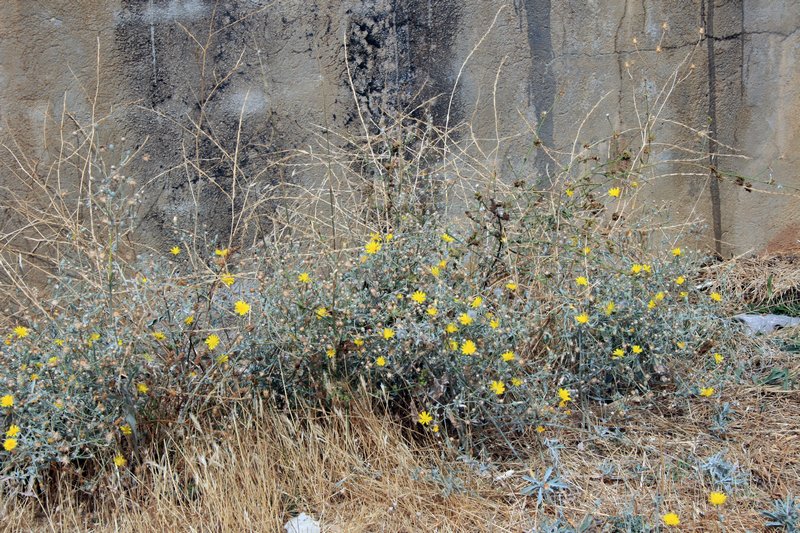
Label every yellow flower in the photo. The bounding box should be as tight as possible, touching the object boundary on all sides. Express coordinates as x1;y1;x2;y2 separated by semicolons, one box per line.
137;383;149;394
536;425;546;433
505;281;518;291
215;248;230;258
411;291;427;304
672;247;681;257
458;313;473;326
432;424;439;433
662;513;680;527
575;276;589;286
679;291;689;298
565;188;574;197
3;438;18;451
675;276;686;285
364;240;382;255
120;425;133;436
220;273;235;287
6;425;20;437
709;491;727;506
205;334;220;351
29;374;39;381
184;315;195;326
47;356;58;366
608;187;621;198
153;331;166;341
511;378;523;387
582;246;591;255
382;328;395;340
489;318;500;329
354;338;364;348
90;333;101;342
216;353;229;364
604;301;616;316
375;356;387;367
574;313;589;324
655;291;665;301
426;307;438;317
461;340;477;355
448;340;459;351
326;347;336;358
384;233;393;242
700;387;715;397
53;400;64;409
54;339;64;346
234;300;251;316
490;381;506;395
470;296;483;308
441;233;454;243
631;264;643;274
676;341;686;349
315;307;329;319
648;300;656;310
558;388;572;404
297;272;311;283
13;326;29;338
642;264;652;274
713;352;724;364
612;348;625;358
445;323;458;334
501;351;515;362
170;246;181;255
430;266;441;277
632;345;643;354
710;292;722;302
418;411;433;425
369;232;381;242
113;454;127;467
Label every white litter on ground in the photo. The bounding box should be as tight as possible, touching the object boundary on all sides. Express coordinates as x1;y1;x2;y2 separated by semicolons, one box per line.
284;512;321;533
733;313;800;335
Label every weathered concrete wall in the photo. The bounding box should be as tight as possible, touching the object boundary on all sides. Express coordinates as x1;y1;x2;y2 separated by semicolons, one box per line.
0;1;797;256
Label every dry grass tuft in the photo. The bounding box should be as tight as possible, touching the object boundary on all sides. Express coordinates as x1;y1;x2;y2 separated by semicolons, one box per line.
709;253;800;312
5;345;798;533
5;401;524;532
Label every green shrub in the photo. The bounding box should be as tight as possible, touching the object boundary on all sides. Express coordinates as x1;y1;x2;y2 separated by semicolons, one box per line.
0;187;732;490
0;92;735;491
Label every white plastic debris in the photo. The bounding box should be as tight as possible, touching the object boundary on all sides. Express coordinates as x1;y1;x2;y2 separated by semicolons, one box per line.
733;313;800;335
284;513;321;533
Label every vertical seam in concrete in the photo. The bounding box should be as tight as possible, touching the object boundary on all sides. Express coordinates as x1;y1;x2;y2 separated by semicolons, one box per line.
702;0;723;257
740;0;745;99
149;0;157;78
524;0;555;184
614;2;628;118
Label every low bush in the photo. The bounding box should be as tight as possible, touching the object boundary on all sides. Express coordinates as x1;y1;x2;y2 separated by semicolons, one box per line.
0;180;731;491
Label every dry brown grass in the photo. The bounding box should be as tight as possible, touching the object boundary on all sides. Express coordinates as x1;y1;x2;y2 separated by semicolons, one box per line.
4;340;798;533
707;252;800;311
4;400;521;532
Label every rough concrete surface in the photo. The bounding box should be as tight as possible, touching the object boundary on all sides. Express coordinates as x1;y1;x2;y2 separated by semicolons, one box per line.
0;1;798;256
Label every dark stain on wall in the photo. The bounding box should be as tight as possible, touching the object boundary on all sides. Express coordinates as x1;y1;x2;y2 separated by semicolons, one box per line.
524;0;555;183
344;0;462;129
112;0;274;243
